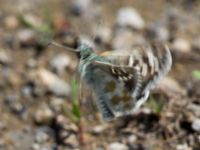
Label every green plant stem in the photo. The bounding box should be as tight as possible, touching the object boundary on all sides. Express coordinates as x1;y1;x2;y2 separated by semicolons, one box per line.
78;118;84;146
78;81;84;146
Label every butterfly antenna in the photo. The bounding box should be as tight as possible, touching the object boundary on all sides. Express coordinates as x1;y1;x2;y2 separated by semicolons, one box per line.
91;20;102;43
47;41;80;52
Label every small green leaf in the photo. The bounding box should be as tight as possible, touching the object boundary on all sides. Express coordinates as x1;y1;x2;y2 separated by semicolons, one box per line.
71;79;79;103
18;14;53;33
192;70;200;80
18;15;35;28
72;102;81;119
148;95;165;114
71;78;81;119
43;7;54;31
63;105;79;123
63;78;81;124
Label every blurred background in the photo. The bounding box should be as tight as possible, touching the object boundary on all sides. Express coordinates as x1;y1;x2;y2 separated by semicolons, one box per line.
0;0;200;150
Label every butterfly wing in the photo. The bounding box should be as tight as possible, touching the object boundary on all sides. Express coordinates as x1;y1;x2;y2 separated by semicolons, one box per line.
80;43;172;121
100;43;172;109
81;60;141;121
92;61;142;97
136;44;172;98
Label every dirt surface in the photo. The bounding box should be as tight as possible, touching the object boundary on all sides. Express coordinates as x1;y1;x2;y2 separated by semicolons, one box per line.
0;0;200;150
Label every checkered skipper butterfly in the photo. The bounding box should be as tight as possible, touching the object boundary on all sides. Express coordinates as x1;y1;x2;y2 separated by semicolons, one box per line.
49;42;172;121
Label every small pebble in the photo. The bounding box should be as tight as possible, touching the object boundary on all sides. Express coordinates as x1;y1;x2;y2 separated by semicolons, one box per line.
192;118;200;132
112;28;145;49
0;122;6;132
94;26;112;46
0;50;12;65
146;22;169;42
108;142;128;150
192;37;200;52
4;94;19;104
26;59;37;69
17;29;36;44
10;102;25;114
96;146;105;150
92;125;106;134
0;139;6;148
34;103;54;125
49;54;71;74
159;77;186;95
5;94;26;117
63;134;79;147
4;15;19;29
187;103;200;118
71;0;92;16
32;143;40;150
49;97;64;112
31;69;70;97
55;115;78;132
21;83;34;98
172;38;191;53
34;131;49;144
176;143;190;150
116;7;145;30
127;135;137;143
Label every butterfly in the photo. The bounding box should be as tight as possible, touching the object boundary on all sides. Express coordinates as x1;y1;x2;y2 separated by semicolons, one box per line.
49;42;172;121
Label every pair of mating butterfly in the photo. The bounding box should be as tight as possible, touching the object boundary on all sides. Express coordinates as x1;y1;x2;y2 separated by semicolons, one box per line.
50;41;172;121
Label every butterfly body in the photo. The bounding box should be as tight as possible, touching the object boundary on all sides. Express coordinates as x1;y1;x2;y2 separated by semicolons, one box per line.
76;43;172;121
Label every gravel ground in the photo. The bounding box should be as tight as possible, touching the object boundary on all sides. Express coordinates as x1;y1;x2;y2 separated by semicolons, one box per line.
0;0;200;150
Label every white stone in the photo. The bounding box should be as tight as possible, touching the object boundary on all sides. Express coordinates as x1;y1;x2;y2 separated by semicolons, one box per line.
34;104;54;125
94;26;112;44
32;69;70;97
17;29;35;43
192;118;200;132
32;143;40;150
4;15;19;29
176;143;190;150
173;38;191;53
50;54;71;74
117;7;145;30
0;50;12;65
108;142;128;150
128;135;137;143
112;29;146;49
159;77;186;95
34;131;49;143
49;97;64;112
64;134;79;147
93;125;106;134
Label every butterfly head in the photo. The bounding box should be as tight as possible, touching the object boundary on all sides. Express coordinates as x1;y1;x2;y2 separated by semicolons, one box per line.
78;43;93;60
